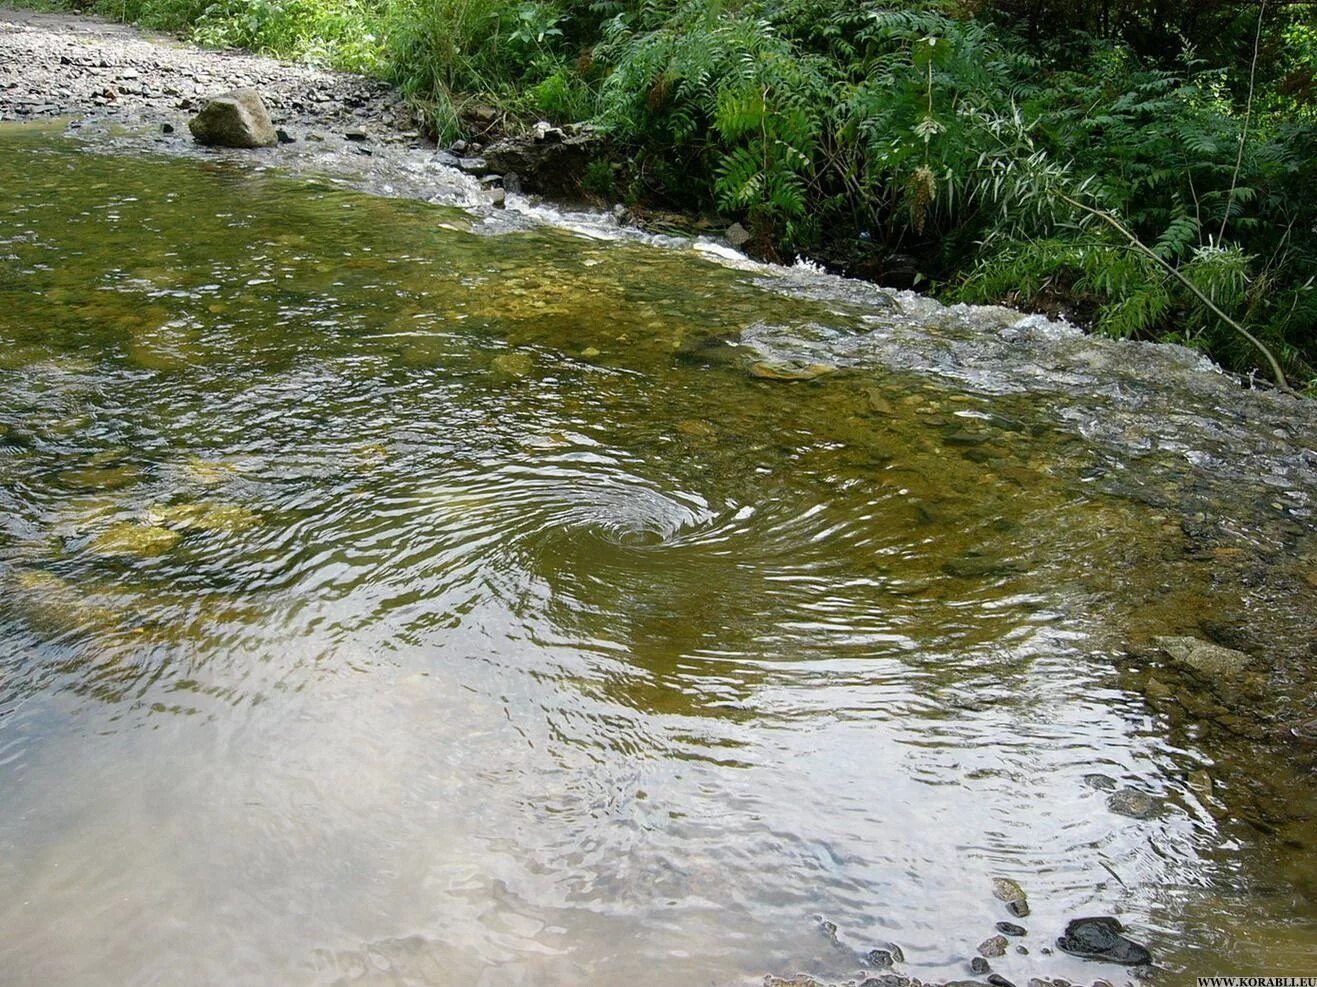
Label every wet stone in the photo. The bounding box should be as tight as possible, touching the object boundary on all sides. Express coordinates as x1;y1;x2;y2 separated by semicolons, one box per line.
58;464;140;491
188;87;277;148
749;359;838;381
987;976;1016;987
1107;787;1157;819
490;352;535;378
995;922;1026;937
978;935;1008;958
89;522;181;556
970;956;991;974
1083;773;1117;791
1152;635;1252;679
866;946;903;968
1056;917;1152;966
991;877;1027;904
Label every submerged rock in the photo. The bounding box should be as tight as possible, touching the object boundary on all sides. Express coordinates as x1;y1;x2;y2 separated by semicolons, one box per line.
188;88;277;148
1055;917;1151;966
1106;787;1157;819
490;352;535;378
146;501;259;533
749;359;837;381
1151;635;1252;679
89;521;180;556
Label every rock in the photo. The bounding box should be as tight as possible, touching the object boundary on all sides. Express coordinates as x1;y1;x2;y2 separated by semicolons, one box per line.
463;103;498;125
1291;718;1317;746
1106;787;1156;819
674;332;739;367
726;222;753;248
89;522;181;556
146;502;259;533
1187;770;1214;799
987;977;1017;987
344;128;368;142
992;877;1026;903
161;122;174;134
188;88;277;148
1056;917;1152;966
531;119;564;143
749;359;837;381
458;156;487;173
490;352;534;378
978;935;1008;958
995;922;1026;937
1152;635;1252;679
483;127;604;198
485;187;506;208
970;957;991;974
866;947;900;968
433;150;461;168
1006;899;1030;918
1143;674;1172;701
276;128;294;144
942;554;1021;578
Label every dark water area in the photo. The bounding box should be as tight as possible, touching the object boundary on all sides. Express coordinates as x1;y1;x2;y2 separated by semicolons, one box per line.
1;128;1314;986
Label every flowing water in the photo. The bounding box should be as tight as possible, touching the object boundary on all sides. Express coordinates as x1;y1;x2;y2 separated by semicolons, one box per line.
1;127;1315;986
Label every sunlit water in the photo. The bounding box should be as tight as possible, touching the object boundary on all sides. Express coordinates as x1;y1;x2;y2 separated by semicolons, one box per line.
1;129;1314;986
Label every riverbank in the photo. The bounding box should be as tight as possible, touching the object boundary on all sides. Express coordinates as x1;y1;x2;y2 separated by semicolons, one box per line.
7;1;1317;391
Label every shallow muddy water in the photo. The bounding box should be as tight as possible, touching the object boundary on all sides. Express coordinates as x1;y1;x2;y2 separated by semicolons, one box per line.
1;129;1315;986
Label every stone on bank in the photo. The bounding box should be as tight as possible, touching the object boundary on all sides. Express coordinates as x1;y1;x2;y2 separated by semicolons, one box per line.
188;88;277;148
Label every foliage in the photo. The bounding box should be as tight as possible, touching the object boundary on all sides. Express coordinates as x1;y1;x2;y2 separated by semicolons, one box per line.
56;0;1317;385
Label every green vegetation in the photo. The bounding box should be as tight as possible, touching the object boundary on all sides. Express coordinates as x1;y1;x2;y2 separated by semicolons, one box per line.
59;0;1317;388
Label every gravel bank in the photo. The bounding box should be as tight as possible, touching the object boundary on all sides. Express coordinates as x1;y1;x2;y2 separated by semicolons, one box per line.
0;6;496;207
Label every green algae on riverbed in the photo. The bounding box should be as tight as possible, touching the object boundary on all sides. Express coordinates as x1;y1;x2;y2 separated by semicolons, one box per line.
0;126;1314;986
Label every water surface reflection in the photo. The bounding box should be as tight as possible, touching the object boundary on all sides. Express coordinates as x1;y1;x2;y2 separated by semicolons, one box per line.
0;131;1313;985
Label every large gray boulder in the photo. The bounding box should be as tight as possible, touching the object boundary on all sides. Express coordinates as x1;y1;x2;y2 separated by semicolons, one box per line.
188;88;277;148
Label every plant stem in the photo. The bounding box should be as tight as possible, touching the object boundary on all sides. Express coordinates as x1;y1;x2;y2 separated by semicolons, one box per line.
1219;0;1265;245
1057;192;1294;395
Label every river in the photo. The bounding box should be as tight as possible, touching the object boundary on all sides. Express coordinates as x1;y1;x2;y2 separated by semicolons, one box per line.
1;125;1314;986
